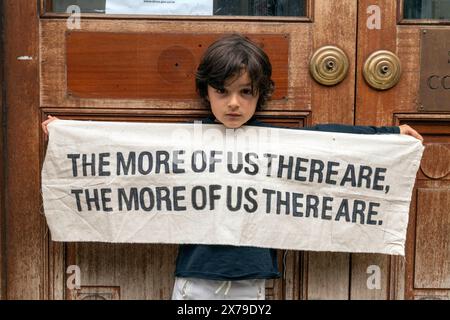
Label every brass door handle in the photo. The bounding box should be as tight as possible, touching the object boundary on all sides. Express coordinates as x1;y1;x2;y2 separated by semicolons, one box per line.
309;46;349;86
363;50;402;90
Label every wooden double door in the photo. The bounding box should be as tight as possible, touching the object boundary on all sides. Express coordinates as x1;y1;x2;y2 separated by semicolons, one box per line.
2;0;449;299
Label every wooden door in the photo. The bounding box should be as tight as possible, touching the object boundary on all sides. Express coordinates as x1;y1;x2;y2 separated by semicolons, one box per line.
3;0;449;300
355;0;450;300
0;0;4;301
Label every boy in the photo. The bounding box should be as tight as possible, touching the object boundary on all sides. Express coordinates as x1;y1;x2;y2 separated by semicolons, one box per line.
41;34;422;300
171;34;422;300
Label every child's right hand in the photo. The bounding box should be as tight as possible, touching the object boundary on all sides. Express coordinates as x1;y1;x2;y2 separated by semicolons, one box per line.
41;115;59;140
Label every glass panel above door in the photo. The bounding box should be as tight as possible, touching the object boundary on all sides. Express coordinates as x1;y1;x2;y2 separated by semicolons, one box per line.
52;0;106;14
213;0;306;16
49;0;307;17
403;0;450;20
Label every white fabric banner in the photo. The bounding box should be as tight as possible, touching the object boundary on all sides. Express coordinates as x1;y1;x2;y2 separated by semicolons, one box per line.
41;120;424;255
105;0;213;15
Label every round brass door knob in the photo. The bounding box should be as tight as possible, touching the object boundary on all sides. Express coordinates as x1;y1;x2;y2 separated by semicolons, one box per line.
363;50;402;90
309;46;349;86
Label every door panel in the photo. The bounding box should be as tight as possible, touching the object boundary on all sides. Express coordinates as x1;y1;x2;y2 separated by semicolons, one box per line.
415;189;450;289
64;32;289;100
41;20;302;111
0;0;4;300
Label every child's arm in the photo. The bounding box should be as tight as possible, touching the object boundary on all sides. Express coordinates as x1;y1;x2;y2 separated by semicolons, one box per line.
303;123;423;141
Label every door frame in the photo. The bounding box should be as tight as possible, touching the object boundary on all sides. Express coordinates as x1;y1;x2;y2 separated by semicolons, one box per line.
0;0;6;300
4;0;45;299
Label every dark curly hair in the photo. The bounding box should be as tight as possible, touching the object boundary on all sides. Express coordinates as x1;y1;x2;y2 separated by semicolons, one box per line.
196;34;275;111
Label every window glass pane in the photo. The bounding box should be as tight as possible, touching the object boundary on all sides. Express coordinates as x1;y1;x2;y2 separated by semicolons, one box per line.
53;0;106;14
404;0;450;20
214;0;305;16
50;0;307;17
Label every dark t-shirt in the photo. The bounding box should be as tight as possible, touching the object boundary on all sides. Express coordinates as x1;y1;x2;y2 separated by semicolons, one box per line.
175;115;400;280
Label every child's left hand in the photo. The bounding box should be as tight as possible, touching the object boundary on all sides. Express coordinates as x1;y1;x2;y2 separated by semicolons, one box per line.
399;124;423;142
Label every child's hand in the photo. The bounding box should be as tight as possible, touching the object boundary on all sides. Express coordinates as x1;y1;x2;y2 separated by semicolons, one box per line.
399;124;423;142
41;115;59;140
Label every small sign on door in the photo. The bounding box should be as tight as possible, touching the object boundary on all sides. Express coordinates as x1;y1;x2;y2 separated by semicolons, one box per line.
419;29;450;112
105;0;213;16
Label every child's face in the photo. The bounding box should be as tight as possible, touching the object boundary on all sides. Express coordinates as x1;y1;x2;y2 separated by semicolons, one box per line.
207;71;259;129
